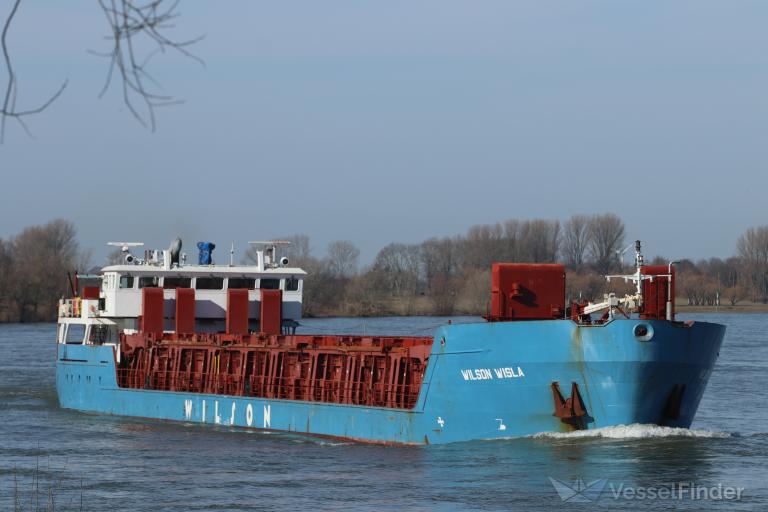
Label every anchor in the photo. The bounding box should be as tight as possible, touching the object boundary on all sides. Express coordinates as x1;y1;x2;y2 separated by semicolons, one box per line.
551;381;591;430
661;384;686;423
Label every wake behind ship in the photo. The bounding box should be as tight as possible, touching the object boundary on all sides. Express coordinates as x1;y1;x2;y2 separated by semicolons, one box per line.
55;239;725;444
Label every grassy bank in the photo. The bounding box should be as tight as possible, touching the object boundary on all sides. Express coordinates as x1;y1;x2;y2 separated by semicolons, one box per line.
675;303;768;314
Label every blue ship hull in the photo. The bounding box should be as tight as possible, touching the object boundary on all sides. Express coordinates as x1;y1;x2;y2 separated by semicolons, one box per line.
56;319;725;444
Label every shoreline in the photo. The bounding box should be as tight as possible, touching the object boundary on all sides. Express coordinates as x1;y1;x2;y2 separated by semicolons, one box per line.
2;304;766;325
675;304;768;314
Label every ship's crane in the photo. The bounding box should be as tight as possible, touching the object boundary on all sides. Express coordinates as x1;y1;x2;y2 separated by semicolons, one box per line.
582;240;676;320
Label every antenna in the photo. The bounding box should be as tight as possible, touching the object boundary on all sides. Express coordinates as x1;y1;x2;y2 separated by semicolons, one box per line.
230;242;235;266
634;240;644;268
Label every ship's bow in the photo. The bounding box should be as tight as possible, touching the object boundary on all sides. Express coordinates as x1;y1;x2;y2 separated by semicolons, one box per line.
584;319;725;429
420;318;725;443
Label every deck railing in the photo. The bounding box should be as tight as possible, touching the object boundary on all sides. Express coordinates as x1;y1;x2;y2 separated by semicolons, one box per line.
116;368;423;410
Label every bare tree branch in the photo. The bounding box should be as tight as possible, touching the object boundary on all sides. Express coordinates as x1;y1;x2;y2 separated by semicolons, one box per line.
1;0;202;143
93;0;204;131
1;0;68;144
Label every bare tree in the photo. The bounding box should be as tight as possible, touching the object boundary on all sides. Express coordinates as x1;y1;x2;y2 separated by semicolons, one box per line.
461;223;504;270
1;0;202;142
343;270;387;316
372;243;421;297
1;0;67;142
697;256;742;299
500;219;522;261
420;238;456;289
723;284;746;306
420;237;458;314
6;219;82;321
737;225;768;302
0;237;10;320
497;219;560;263
456;267;490;315
562;214;591;268
298;256;337;316
677;268;719;306
587;213;625;273
280;234;312;265
519;219;560;262
566;269;609;303
93;0;204;131
327;240;359;278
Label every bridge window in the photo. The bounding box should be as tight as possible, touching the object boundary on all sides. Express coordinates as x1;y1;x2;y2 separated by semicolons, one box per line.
228;278;256;289
285;278;300;291
138;276;159;288
119;275;134;289
196;277;224;290
163;277;192;289
66;324;86;344
89;324;111;344
259;278;280;290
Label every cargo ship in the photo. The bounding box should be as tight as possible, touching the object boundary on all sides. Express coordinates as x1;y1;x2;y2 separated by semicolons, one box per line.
55;239;725;445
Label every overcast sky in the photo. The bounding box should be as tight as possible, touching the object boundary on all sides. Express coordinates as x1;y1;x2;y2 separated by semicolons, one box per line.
1;1;765;265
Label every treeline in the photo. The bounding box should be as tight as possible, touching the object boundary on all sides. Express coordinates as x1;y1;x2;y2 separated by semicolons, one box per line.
677;226;768;307
250;215;768;317
0;220;89;322
2;216;768;322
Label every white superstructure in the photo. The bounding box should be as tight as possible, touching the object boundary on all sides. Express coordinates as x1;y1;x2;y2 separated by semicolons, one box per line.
59;239;306;339
100;264;304;318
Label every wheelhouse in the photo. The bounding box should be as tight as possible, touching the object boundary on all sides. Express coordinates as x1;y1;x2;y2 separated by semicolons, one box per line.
58;239;307;341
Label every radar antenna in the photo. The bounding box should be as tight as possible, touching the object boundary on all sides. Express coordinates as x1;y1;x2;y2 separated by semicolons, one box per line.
107;242;144;252
247;240;291;270
247;240;292;246
107;242;145;265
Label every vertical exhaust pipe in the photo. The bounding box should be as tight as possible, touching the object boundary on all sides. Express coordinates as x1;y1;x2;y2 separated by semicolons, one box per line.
666;260;679;321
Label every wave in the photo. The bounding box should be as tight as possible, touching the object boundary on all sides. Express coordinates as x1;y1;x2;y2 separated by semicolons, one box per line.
529;424;732;440
289;437;352;446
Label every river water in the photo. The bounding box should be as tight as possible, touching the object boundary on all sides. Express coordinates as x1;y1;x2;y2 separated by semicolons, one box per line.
1;313;766;511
